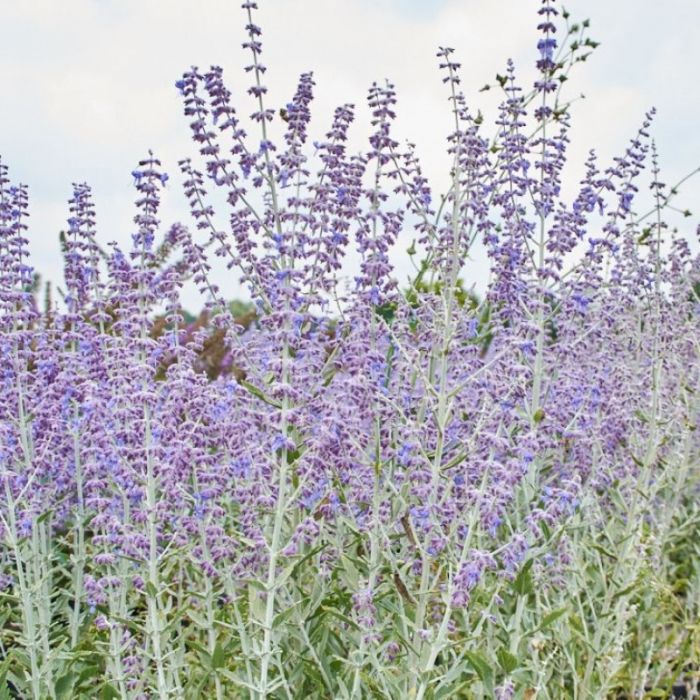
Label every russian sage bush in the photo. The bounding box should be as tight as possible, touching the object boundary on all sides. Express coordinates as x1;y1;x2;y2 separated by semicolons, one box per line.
1;0;699;698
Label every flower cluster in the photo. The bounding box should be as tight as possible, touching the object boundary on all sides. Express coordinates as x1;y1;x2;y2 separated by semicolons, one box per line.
1;1;698;698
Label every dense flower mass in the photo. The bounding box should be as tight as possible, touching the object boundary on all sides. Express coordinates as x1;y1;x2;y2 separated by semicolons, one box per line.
1;1;699;698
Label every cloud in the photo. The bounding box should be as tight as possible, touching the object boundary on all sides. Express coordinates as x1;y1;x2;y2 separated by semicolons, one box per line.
0;0;697;311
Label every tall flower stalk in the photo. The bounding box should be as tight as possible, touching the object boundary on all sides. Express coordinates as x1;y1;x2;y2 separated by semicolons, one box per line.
1;1;698;698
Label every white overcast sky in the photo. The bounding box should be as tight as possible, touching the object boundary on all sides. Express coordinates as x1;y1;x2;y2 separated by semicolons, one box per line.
1;0;698;311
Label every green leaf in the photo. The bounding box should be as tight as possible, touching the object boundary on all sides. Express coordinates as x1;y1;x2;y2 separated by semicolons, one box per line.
590;542;617;560
248;589;267;624
320;606;359;630
101;683;121;700
272;602;298;629
340;554;360;588
0;657;11;700
76;665;102;689
0;655;10;680
36;508;54;525
246;577;267;592
496;648;518;674
145;581;159;598
273;545;325;590
464;651;494;694
611;579;640;601
637;228;651;245
634;409;648;424
568;614;584;635
55;672;76;699
513;559;534;596
360;670;385;695
211;642;226;670
436;680;472;699
536;607;568;632
374;302;397;324
189;641;212;668
239;380;282;408
186;611;209;628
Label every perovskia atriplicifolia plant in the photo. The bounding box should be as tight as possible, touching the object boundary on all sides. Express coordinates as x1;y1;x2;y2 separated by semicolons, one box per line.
1;0;699;698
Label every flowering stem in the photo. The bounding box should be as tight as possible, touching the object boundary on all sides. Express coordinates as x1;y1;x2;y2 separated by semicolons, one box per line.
69;412;85;648
414;514;476;700
33;520;54;695
107;622;127;698
197;512;224;700
412;67;462;687
134;185;171;697
143;400;169;699
11;332;55;698
350;476;381;699
244;10;291;688
4;483;42;699
531;88;548;421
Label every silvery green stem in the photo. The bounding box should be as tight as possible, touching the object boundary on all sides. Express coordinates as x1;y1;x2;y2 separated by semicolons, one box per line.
256;250;291;695
3;483;41;699
136;233;170;699
222;578;255;690
350;473;381;699
198;519;224;700
412;72;462;690
33;520;54;696
531;91;548;420
257;364;290;699
655;381;697;564
241;11;293;694
107;621;128;699
12;337;55;698
69;420;85;649
581;307;663;695
414;515;477;700
144;401;169;699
